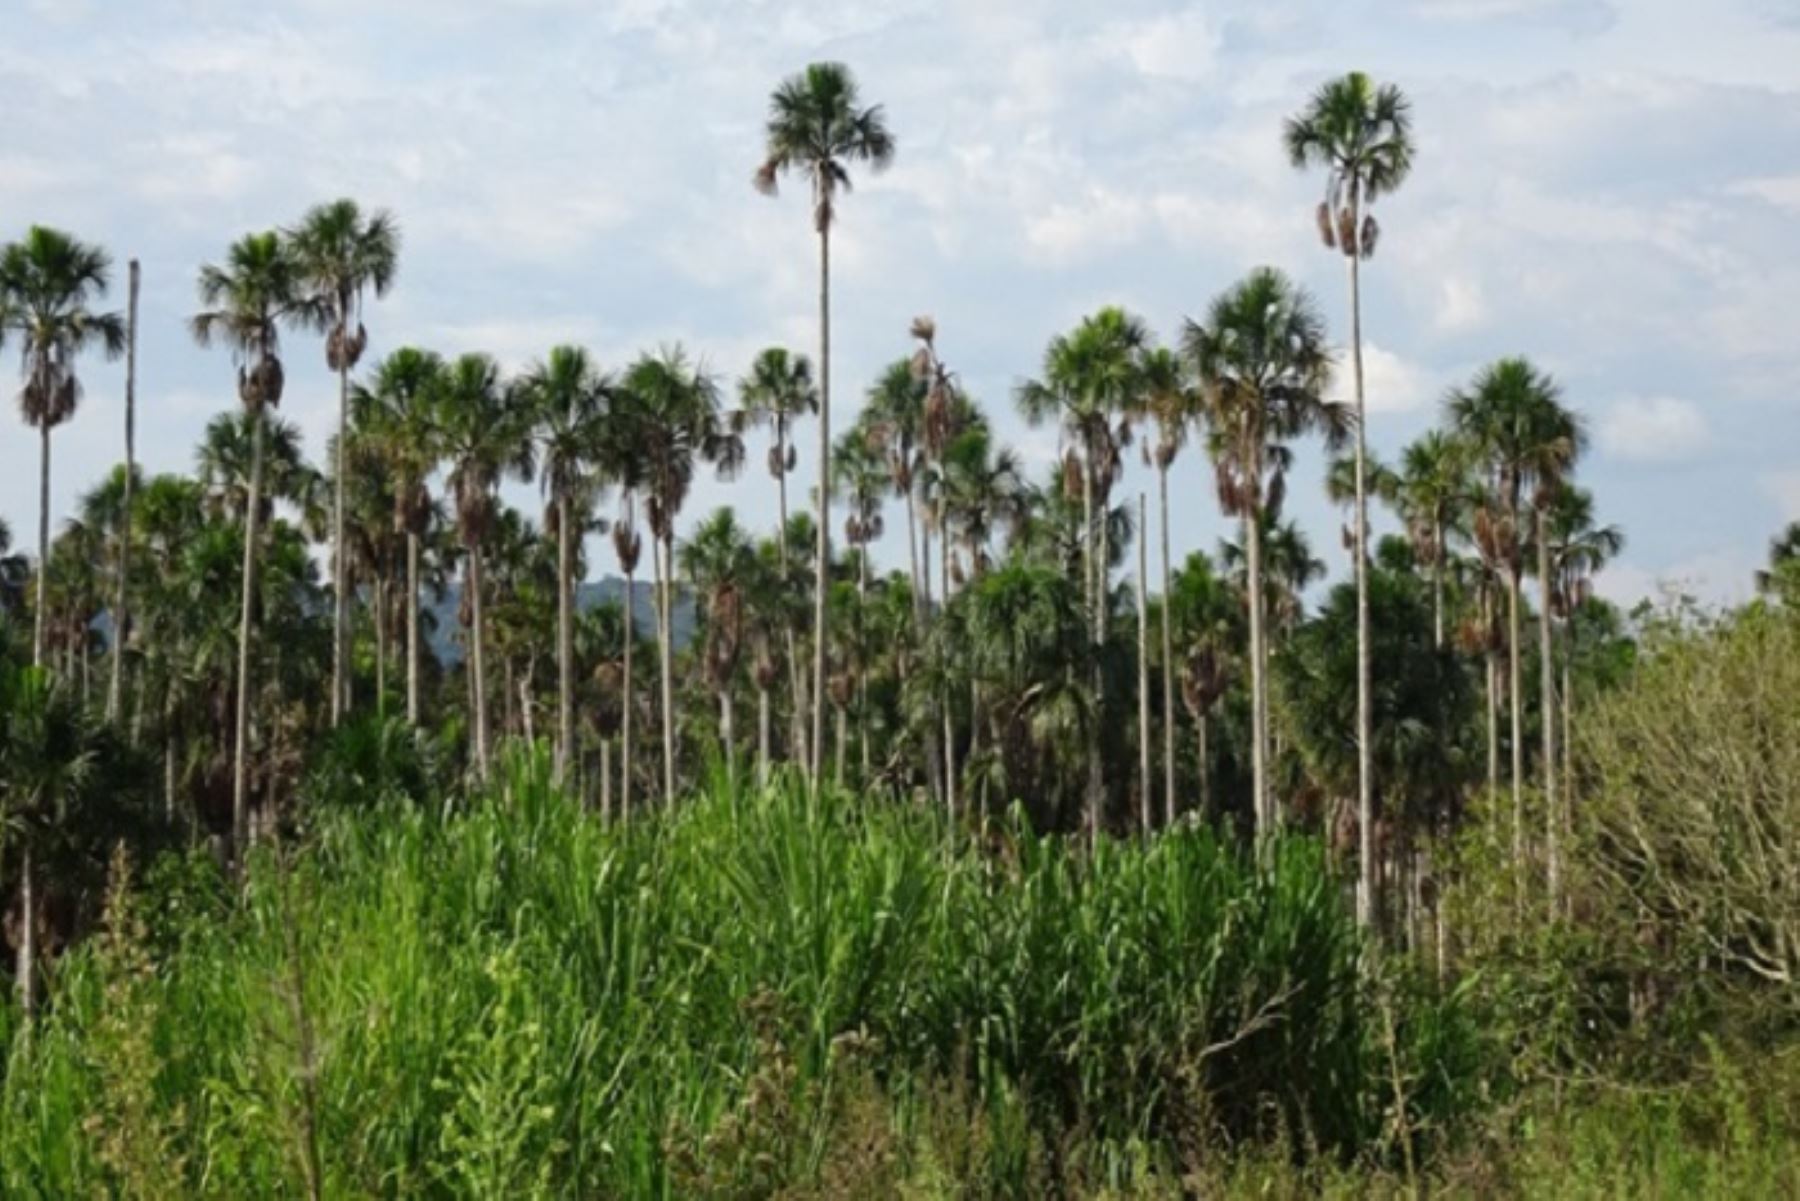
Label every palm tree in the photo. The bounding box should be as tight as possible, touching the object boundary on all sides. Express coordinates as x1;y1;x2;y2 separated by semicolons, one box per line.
617;348;742;806
1185;268;1342;849
1168;551;1237;822
1448;358;1582;892
1544;487;1621;832
108;259;141;722
352;348;445;727
611;511;644;816
1;663;96;1019
435;353;534;776
1287;71;1414;930
739;347;819;767
832;424;890;777
0;227;127;668
1134;344;1197;827
190;230;315;858
755;61;896;785
1392;432;1474;650
521;345;613;783
289;198;400;726
680;508;757;787
1017;306;1149;843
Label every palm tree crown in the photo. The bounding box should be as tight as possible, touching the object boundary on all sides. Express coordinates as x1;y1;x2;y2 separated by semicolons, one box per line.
1285;71;1415;257
754;62;896;229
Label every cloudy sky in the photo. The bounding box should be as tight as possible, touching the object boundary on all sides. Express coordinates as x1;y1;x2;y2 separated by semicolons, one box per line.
3;0;1798;607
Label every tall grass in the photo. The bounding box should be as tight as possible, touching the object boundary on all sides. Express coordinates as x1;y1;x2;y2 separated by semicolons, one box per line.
0;745;1462;1197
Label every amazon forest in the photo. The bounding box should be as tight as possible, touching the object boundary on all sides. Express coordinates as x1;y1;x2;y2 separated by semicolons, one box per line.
0;62;1797;1199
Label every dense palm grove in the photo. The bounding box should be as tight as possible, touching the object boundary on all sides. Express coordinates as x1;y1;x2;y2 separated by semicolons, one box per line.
2;64;1798;1197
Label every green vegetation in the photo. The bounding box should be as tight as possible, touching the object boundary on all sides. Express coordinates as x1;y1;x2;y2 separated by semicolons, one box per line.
2;60;1798;1197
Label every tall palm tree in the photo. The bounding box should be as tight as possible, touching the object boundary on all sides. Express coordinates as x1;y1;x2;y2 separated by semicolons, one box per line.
617;347;742;806
739;346;819;766
1544;486;1621;837
190;230;315;858
1017;306;1148;843
289;199;400;726
1448;357;1582;891
1134;344;1197;827
521;345;613;783
832;424;890;777
0;226;127;668
1;663;96;1020
1287;71;1414;930
611;508;643;816
108;259;141;722
352;348;445;727
755;61;896;785
680;508;757;787
1392;432;1473;650
434;353;534;776
1185;268;1342;849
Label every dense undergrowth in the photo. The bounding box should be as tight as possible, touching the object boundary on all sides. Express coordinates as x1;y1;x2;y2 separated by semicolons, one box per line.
4;602;1799;1197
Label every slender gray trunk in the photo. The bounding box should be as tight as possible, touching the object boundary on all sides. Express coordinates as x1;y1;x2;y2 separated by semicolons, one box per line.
556;494;574;783
15;845;34;1021
1197;713;1210;821
857;540;870;782
1246;495;1270;849
34;423;51;668
233;408;266;861
777;420;807;770
1432;520;1445;651
1508;558;1524;877
373;573;387;716
469;541;490;776
1562;653;1575;818
600;739;613;820
1136;493;1151;835
721;689;737;791
941;500;957;824
332;322;350;726
659;532;677;807
109;259;140;721
1158;464;1175;828
1348;236;1375;931
834;703;847;788
1484;587;1499;796
1083;445;1102;848
1539;509;1559;911
811;214;832;787
406;532;421;725
621;555;635;820
758;686;771;789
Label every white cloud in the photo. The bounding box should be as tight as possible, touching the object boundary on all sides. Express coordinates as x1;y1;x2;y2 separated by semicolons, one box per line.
1105;10;1221;83
1599;396;1709;462
1594;550;1754;609
1333;343;1439;415
1762;470;1800;521
1727;175;1800;213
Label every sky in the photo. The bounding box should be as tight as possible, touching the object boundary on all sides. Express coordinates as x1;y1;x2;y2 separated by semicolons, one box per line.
2;0;1798;609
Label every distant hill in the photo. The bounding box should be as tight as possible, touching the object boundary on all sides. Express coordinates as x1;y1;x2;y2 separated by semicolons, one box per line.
425;577;696;665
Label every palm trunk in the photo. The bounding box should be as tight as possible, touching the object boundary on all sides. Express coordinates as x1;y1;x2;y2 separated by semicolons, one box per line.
373;573;388;717
1083;445;1103;848
1432;521;1445;651
1562;650;1575;816
600;739;613;819
406;532;421;725
1136;493;1152;835
834;703;847;788
556;494;575;783
757;686;771;789
1197;713;1210;821
332;326;350;726
622;558;635;820
1538;509;1559;912
469;541;490;776
1483;587;1499;796
659;532;677;807
811;216;832;788
233;408;266;861
941;500;957;824
857;540;870;782
1246;497;1271;849
777;423;807;770
109;259;141;720
1158;463;1176;828
15;845;34;1020
34;423;51;668
721;689;737;791
1348;239;1375;932
1507;558;1524;877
